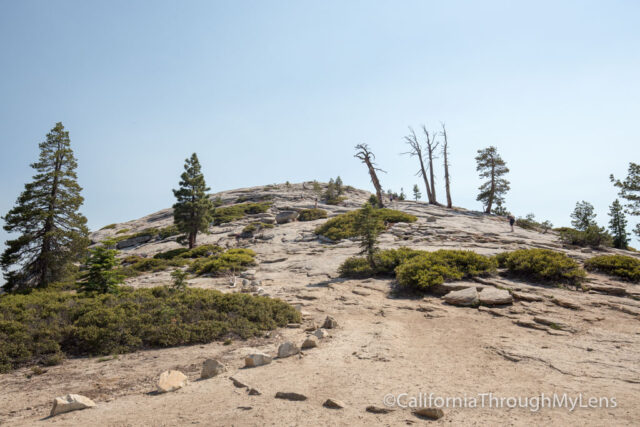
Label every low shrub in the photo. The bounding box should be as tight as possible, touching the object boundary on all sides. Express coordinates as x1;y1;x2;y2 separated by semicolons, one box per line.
497;249;586;285
115;228;131;235
396;250;497;290
339;247;425;278
190;248;256;275
584;255;640;282
298;208;328;221
113;225;180;243
558;225;613;248
315;208;417;241
0;287;300;373
212;202;271;225
241;222;274;235
101;223;116;230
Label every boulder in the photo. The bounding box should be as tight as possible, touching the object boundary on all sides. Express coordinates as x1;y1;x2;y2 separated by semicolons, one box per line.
157;370;188;393
478;288;513;306
248;388;261;396
244;353;272;368
275;391;307;401
413;407;444;420
313;329;329;339
322;316;338;329
302;335;318;349
323;398;346;409
276;211;299;224
116;234;153;249
277;341;300;358
50;394;96;417
200;359;225;379
443;287;479;307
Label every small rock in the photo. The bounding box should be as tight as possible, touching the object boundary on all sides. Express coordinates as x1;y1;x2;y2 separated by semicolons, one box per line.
304;322;318;332
244;353;272;368
275;391;307;401
157;370;188;393
241;269;257;278
322;316;338;329
511;291;544;302
248;388;261;396
200;359;225;379
286;323;302;328
230;377;248;388
366;405;394;414
323;398;346;409
302;335;318;349
277;341;300;358
413;407;444;420
443;287;479;307
50;394;96;417
313;329;329;339
478;287;513;306
276;211;299;224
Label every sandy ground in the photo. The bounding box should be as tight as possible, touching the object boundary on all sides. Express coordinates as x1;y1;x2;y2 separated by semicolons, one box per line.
1;183;639;426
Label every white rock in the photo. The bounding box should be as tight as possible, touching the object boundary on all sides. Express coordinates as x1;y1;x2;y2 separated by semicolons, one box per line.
443;287;479;307
50;394;96;416
157;370;188;393
245;352;272;368
277;341;300;358
478;287;513;306
200;359;225;379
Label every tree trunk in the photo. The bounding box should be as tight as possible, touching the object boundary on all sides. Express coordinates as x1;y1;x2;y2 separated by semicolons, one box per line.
39;147;63;286
422;127;439;205
486;161;496;214
418;154;433;203
442;124;452;208
354;144;386;208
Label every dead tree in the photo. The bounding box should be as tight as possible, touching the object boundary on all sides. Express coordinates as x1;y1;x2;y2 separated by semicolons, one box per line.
422;126;439;205
354;144;386;207
402;127;433;203
441;123;452;208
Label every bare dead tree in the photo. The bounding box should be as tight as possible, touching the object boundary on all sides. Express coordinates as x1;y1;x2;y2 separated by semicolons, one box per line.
422;126;439;205
402;127;434;203
441;123;452;208
354;143;386;207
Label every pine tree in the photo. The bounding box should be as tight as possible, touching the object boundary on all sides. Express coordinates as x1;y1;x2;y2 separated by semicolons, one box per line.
399;188;406;201
570;201;597;231
355;202;384;268
611;162;640;238
412;184;421;201
608;199;629;249
172;153;214;249
475;147;510;214
82;241;123;293
1;122;89;291
335;176;344;195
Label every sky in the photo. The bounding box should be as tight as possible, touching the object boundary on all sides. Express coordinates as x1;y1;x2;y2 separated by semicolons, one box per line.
1;0;639;262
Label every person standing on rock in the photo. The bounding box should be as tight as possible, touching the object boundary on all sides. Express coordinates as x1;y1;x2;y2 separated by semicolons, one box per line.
508;215;515;232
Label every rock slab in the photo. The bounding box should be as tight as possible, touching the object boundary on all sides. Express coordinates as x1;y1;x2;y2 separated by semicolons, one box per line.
50;394;96;417
478;287;513;306
443;287;479;307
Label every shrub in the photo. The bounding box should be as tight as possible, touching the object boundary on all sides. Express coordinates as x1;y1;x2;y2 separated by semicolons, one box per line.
190;248;256;275
396;250;497;290
0;287;300;372
115;228;131;235
212;202;271;225
82;244;123;293
298;208;328;221
559;225;613;248
101;223;116;230
497;249;586;285
584;255;640;282
241;222;274;235
113;225;180;243
171;269;189;290
315;208;417;241
154;248;190;260
339;247;425;278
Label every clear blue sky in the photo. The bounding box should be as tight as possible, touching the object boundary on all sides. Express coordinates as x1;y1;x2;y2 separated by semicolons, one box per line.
1;0;639;254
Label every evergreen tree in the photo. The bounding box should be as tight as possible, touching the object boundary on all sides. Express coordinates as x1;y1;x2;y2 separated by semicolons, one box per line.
492;199;510;216
611;162;640;238
355;203;384;268
570;201;597;231
608;199;629;249
172;153;214;249
1;123;89;291
412;184;421;201
399;188;406;201
475;146;510;214
335;176;344;195
82;241;123;293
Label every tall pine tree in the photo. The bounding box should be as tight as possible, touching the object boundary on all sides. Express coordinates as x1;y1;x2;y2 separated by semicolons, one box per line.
608;199;629;249
611;162;640;238
1;123;89;291
475;146;510;214
172;153;214;249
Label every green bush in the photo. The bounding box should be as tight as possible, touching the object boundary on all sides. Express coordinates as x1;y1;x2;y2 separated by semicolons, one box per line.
339;247;425;278
241;222;274;235
584;255;640;282
497;248;586;285
298;208;328;221
558;225;613;248
191;248;256;275
153;248;190;260
100;224;116;230
396;250;497;290
0;287;300;373
113;225;180;243
315;208;417;241
212;202;271;225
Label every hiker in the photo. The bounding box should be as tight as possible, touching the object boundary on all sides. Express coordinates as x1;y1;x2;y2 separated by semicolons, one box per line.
389;193;393;204
508;215;515;232
314;197;318;209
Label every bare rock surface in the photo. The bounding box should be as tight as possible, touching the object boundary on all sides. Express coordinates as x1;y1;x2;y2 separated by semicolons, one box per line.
443;287;479;306
3;183;640;426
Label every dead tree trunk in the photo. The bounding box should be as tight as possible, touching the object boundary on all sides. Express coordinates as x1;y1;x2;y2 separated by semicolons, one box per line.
402;127;433;203
354;144;386;207
422;126;439;205
441;123;452;209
